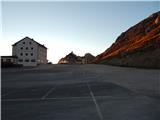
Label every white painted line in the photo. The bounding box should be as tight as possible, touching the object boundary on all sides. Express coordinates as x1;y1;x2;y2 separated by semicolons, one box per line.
1;98;39;102
1;91;15;97
86;82;104;120
2;96;92;102
47;96;92;100
1;96;134;102
2;92;11;97
41;87;56;100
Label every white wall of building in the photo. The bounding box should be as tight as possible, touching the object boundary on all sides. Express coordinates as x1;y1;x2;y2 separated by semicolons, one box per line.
37;45;47;64
12;37;47;66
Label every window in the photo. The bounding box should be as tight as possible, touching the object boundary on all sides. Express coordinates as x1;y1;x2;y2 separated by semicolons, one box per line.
26;47;28;50
23;42;25;44
31;59;35;62
6;59;11;62
25;59;29;62
18;59;23;62
31;47;33;50
20;53;23;56
29;42;32;44
25;53;28;56
31;53;33;56
21;47;23;50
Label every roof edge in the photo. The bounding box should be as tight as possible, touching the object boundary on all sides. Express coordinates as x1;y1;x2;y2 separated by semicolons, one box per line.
12;36;47;49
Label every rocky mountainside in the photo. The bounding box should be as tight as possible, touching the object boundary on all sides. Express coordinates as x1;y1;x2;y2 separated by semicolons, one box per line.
93;11;160;68
58;52;95;64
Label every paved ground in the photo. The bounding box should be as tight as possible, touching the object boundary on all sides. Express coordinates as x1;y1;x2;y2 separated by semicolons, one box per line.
1;64;160;120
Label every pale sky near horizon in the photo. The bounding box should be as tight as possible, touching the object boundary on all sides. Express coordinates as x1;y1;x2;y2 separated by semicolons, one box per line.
1;1;159;63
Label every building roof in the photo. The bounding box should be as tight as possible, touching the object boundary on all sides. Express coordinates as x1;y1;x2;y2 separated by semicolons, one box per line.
12;37;47;49
1;56;18;58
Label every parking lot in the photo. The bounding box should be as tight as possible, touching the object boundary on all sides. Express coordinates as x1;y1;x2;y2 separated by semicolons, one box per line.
1;64;160;120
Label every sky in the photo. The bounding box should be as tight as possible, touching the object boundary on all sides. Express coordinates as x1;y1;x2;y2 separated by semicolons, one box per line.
0;0;159;63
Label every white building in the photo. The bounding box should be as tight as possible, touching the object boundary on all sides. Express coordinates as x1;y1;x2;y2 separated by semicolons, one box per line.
12;37;47;66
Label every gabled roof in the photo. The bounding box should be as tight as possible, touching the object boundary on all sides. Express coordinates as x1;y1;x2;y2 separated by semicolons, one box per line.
12;37;47;49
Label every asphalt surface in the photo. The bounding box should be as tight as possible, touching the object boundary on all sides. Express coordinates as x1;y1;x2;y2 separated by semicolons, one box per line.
1;64;160;120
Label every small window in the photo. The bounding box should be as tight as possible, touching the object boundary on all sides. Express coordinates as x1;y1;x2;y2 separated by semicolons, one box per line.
21;47;23;50
23;42;25;44
6;59;11;62
31;59;35;62
29;42;32;44
31;47;33;50
25;59;29;62
26;53;28;56
31;53;33;56
26;47;28;50
18;59;23;62
20;53;23;56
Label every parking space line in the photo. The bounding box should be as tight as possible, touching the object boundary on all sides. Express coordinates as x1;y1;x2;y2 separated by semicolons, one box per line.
46;96;92;100
41;87;56;100
1;91;15;97
1;92;11;97
86;82;104;120
1;98;39;102
2;96;92;102
1;96;134;102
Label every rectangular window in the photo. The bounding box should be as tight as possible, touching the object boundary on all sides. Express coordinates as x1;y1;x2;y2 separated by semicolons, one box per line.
18;59;23;62
6;59;11;62
25;59;29;62
31;59;36;62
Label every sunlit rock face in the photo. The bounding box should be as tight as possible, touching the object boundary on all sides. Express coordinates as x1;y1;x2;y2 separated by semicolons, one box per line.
58;52;77;64
84;53;95;64
93;11;160;68
58;52;95;64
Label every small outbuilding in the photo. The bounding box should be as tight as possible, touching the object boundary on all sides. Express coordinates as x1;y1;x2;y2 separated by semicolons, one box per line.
1;56;18;67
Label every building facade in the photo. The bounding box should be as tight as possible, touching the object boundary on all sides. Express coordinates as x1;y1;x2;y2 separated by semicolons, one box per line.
12;37;47;66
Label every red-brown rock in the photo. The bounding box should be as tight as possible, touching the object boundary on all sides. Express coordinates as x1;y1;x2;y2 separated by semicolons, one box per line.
93;11;160;68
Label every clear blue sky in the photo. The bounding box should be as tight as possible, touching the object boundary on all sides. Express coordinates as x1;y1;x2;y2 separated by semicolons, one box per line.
1;1;159;63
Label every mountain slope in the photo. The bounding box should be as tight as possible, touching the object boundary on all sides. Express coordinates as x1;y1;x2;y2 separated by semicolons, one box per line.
93;11;160;68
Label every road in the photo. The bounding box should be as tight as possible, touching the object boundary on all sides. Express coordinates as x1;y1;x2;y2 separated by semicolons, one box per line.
1;64;160;120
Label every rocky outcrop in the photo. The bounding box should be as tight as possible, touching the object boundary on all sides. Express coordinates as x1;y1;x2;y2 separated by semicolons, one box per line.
84;53;95;64
58;52;77;64
58;52;95;64
93;11;160;68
